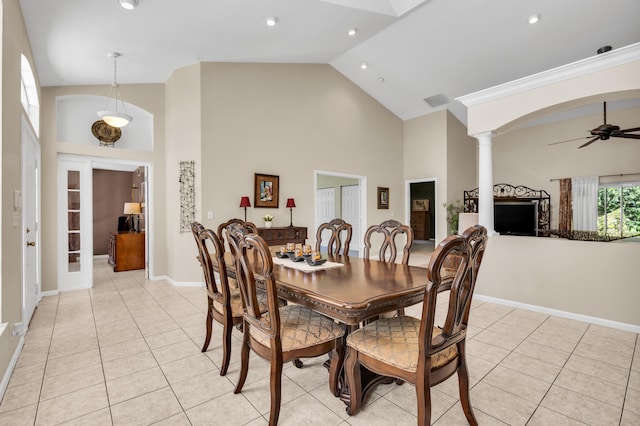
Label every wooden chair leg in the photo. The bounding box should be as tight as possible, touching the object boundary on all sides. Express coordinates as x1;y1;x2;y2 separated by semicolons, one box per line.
268;351;283;426
292;359;303;368
234;325;251;394
457;345;478;426
415;361;432;426
201;298;213;352
329;340;345;397
344;348;363;415
219;317;233;376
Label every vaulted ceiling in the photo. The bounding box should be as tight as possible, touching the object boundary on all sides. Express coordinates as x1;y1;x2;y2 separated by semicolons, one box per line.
19;0;640;125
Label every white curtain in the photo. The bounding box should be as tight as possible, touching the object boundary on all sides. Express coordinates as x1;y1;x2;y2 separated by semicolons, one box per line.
571;176;598;231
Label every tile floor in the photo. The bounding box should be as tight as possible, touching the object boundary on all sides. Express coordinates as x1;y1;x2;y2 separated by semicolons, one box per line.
0;255;638;425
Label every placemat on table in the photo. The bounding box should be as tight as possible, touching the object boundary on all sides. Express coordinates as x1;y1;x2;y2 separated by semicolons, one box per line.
272;256;344;273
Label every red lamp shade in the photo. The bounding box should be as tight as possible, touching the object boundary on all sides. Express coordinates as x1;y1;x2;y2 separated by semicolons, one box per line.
239;196;251;208
286;198;296;208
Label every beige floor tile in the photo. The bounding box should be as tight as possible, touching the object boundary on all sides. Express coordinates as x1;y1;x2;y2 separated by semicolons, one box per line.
186;392;263;426
275;393;343;426
102;350;158;381
343;395;417;426
625;387;640;415
527;406;588;425
239;373;306;415
44;347;101;378
433;373;480;400
40;363;105;401
98;325;143;347
160;353;216;384
35;383;109;426
0;380;42;413
564;353;629;387
621;409;640;425
59;407;112;425
573;340;634;369
500;351;561;383
469;381;537;425
169;371;235;409
465;339;510;364
282;357;333;392
526;329;581;353
433;404;507;425
100;337;149;362
555;368;626;407
47;336;99;360
152;412;192;425
136;317;180;336
111;386;182;426
465;354;498;380
106;365;169;405
541;385;621;425
15;347;49;369
482;365;551;405
144;328;190;349
630;370;640;390
513;339;571;367
152;339;200;365
0;403;38;426
384;382;457;418
217;353;273;386
308;383;350;420
8;361;46;388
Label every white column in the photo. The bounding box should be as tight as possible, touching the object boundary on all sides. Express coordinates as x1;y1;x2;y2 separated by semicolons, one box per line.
476;132;496;235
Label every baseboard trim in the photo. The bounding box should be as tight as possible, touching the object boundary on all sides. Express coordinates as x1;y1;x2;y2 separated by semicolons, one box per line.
40;290;60;298
150;275;204;288
0;331;24;404
474;294;640;334
93;254;109;259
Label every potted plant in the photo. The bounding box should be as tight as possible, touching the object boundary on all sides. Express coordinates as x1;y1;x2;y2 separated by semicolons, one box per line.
443;201;464;235
263;214;274;228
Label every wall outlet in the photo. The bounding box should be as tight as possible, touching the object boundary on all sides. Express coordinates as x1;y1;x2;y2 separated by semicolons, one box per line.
12;322;24;337
207;211;213;219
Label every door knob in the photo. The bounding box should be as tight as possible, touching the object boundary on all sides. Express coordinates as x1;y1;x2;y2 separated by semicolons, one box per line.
27;241;36;247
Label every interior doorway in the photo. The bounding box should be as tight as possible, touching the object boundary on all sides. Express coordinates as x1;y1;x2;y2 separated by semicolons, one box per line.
314;171;367;255
407;179;436;242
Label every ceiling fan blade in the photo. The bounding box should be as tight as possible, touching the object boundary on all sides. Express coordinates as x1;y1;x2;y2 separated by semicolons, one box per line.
617;127;640;133
612;133;640;139
547;136;591;146
578;136;600;148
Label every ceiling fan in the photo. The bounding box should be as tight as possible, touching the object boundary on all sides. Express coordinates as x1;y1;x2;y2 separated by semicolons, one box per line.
549;101;640;148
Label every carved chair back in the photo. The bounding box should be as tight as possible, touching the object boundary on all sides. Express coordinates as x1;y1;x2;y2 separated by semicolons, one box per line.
191;221;206;265
217;218;258;253
363;219;414;264
195;228;231;305
315;218;353;257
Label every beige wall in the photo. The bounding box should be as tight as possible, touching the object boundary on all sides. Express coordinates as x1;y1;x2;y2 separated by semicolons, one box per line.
0;0;38;395
40;84;166;290
198;62;404;265
404;110;477;243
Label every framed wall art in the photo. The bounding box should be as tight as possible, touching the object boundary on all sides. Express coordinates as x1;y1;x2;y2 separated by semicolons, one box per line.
254;173;279;208
377;186;389;209
412;199;429;211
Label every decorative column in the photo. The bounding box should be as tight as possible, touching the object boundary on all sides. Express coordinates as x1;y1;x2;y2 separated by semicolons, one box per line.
476;132;497;235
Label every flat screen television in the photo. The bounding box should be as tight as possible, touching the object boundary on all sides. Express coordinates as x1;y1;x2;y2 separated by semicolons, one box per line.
494;201;538;236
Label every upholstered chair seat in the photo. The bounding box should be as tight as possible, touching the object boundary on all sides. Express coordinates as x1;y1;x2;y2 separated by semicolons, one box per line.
250;305;345;351
213;287;269;318
346;316;457;372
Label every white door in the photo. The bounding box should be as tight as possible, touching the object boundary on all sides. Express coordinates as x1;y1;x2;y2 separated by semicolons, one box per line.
22;117;40;331
315;188;335;248
341;185;360;254
57;158;93;291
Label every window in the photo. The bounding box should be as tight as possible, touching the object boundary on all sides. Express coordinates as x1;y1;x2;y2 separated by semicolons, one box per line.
597;181;640;237
21;55;40;136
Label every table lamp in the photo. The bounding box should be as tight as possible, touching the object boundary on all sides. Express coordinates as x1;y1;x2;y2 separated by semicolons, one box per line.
286;198;296;227
239;196;251;221
124;202;141;231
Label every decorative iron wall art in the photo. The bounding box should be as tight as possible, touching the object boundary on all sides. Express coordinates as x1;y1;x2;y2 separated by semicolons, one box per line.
179;161;195;233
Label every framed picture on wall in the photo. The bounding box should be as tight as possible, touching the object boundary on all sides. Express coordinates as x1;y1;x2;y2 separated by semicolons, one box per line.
254;173;279;208
377;187;389;209
412;199;429;211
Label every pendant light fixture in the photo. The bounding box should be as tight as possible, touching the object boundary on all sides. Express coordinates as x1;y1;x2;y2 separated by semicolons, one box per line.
97;52;133;128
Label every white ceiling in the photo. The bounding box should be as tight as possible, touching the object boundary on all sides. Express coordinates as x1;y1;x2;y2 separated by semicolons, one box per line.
19;0;640;126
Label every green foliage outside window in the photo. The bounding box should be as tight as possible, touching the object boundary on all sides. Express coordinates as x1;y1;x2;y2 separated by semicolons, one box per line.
597;185;640;236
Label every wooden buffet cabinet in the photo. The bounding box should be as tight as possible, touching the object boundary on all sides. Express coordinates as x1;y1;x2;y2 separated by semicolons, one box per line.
108;231;145;272
257;226;307;247
410;211;430;240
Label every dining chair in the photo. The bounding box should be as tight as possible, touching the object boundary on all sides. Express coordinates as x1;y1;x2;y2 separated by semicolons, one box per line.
227;224;346;426
191;221;206;266
363;219;414;264
217;218;258;252
192;226;244;376
315;218;352;257
344;225;487;426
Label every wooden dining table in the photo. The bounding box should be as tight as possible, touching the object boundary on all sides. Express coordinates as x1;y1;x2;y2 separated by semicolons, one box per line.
225;251;431;409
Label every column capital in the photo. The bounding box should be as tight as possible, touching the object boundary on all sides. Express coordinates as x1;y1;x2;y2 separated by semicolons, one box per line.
473;131;496;141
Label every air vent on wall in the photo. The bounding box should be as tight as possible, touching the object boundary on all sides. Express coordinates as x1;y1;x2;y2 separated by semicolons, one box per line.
424;93;450;108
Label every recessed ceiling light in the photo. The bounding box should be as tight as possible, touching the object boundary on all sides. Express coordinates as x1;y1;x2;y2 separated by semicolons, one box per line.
360;62;368;70
119;0;138;10
528;14;540;24
348;28;358;36
378;77;385;83
266;17;278;26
